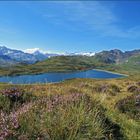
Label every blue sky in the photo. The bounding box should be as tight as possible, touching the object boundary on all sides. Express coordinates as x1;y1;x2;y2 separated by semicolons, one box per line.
0;1;140;53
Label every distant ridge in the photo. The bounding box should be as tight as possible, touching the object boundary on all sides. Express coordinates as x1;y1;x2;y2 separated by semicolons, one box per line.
94;49;140;64
0;45;140;67
0;46;96;66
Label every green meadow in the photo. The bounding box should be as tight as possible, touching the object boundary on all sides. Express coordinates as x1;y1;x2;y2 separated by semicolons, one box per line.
0;54;140;76
0;1;140;139
0;55;140;140
0;76;140;139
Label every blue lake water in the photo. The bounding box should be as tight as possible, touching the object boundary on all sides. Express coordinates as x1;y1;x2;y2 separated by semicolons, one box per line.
0;69;126;84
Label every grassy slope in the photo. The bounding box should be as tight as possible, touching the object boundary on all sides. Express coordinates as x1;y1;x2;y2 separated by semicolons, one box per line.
0;78;140;139
0;56;105;76
0;54;140;76
0;55;140;139
95;55;140;76
118;55;140;75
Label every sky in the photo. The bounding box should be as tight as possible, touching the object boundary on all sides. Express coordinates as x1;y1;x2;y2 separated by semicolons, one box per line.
0;1;140;53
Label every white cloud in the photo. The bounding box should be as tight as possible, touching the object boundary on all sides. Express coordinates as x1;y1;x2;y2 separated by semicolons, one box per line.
42;1;140;39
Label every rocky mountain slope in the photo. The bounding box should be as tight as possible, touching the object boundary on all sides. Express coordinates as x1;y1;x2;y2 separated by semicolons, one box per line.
94;49;140;64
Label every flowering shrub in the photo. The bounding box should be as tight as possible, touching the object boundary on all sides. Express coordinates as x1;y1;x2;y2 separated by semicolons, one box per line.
0;93;111;140
1;87;34;105
0;86;124;140
0;111;19;140
127;85;140;94
115;94;140;120
93;84;120;96
1;87;24;102
17;93;107;140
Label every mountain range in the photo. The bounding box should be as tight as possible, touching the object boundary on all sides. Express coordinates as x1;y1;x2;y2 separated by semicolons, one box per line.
0;46;95;66
0;46;39;65
0;46;62;66
94;49;140;64
0;46;140;67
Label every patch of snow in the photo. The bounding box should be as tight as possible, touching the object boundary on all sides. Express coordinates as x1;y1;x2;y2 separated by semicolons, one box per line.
23;48;46;54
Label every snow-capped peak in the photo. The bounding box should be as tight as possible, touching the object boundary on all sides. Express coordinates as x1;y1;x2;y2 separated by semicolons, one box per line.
67;52;95;56
23;48;95;57
23;48;46;54
79;52;95;56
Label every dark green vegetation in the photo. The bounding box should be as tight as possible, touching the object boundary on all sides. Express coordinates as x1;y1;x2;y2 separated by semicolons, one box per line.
0;78;140;139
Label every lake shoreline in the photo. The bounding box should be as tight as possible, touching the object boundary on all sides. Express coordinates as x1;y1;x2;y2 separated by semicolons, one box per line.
92;69;129;76
0;69;127;84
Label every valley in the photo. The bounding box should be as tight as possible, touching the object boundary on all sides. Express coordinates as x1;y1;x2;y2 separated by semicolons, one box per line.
0;47;140;140
1;1;140;139
0;47;140;77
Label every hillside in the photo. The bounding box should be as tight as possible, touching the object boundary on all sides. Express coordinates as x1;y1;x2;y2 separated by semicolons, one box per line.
0;55;105;76
0;46;95;67
0;46;58;66
0;49;140;76
28;55;104;72
94;49;140;64
0;78;140;139
117;54;140;74
0;55;18;67
97;54;140;75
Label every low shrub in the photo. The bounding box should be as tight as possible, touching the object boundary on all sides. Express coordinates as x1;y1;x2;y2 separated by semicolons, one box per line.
93;84;109;93
115;94;140;120
93;84;120;96
1;87;24;103
110;84;120;93
127;85;140;94
0;87;34;111
136;81;140;86
0;93;123;140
